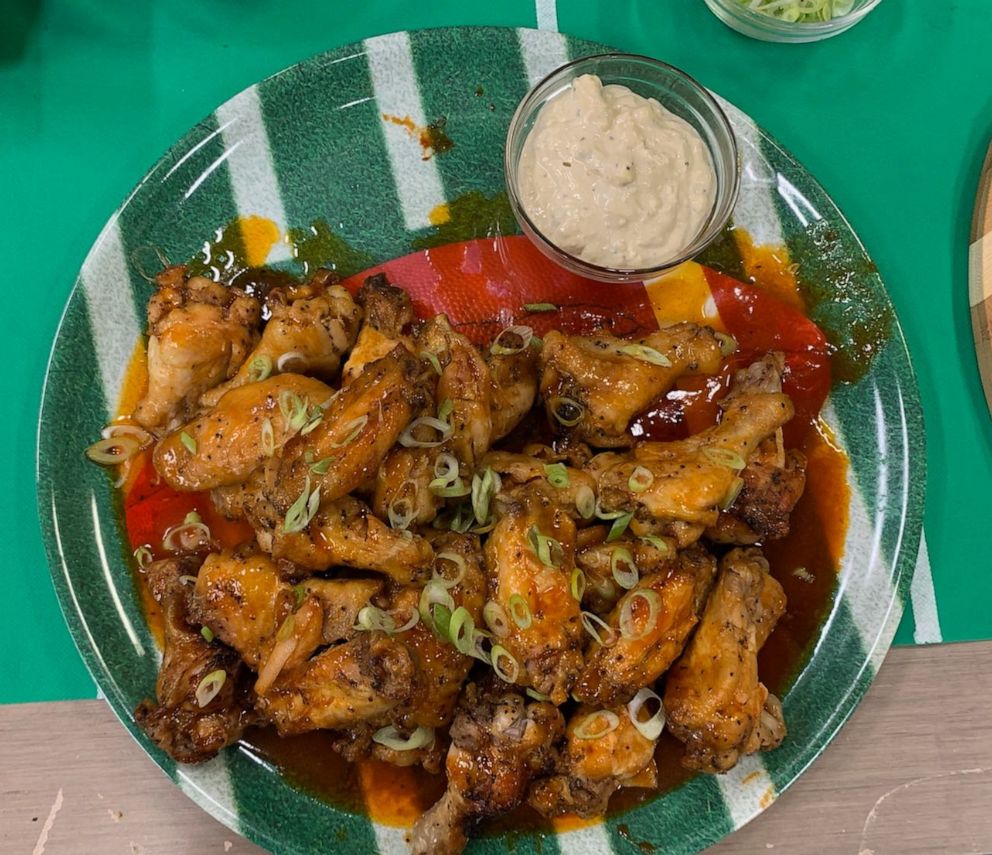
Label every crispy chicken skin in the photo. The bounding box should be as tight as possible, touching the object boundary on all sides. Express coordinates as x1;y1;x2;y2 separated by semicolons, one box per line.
342;274;416;382
269;345;426;511
410;682;565;855
539;324;723;448
135;268;261;430
664;548;787;772
528;703;658;818
270;495;433;583
573;546;716;707
155;374;333;491
200;276;362;406
135;557;253;763
484;495;584;704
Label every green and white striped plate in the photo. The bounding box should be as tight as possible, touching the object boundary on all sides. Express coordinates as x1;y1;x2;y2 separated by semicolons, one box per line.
37;26;925;855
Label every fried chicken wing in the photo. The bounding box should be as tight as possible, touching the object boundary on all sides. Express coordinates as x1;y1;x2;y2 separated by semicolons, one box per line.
573;546;716;707
200;276;361;406
539;324;722;448
342;274;415;382
270;495;433;583
576;534;678;615
484;496;584;704
371;444;443;528
528;702;658;818
257;632;416;734
410;683;565;855
663;547;787;773
269;345;425;511
487;345;539;441
134;268;261;429
155;374;333;491
483;450;597;522
303;577;383;644
135;556;253;763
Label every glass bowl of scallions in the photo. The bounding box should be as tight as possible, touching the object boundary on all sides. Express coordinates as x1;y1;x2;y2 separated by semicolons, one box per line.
704;0;883;42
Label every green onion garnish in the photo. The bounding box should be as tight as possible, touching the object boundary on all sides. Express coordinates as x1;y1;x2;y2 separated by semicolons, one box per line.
720;476;745;510
704;447;747;470
522;302;557;313
640;535;670;552
420;350;442;375
200;626;214;643
611;547;639;590
279;391;310;433
507;594;532;629
330;415;368;448
282;476;320;534
527;524;563;567
437;398;454;422
247;354;273;383
606;511;634;542
573;710;621;740
490;325;534;356
448;606;476;656
133;545;153;569
194;669;227;708
570;567;586;601
309;456;335;475
628;465;654;493
491;644;520;683
179;431;197;454
549;396;584;427
260;418;275;457
471;467;501;525
619;343;672;367
543;462;570;489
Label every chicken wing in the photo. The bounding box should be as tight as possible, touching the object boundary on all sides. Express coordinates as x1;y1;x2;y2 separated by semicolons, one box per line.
573;546;716;707
487;345;539;441
576;533;678;615
528;702;658;818
135;556;253;763
302;577;383;644
663;547;787;773
342;274;415;383
199;274;361;407
539;324;723;448
484;495;584;704
134;267;261;429
155;374;333;491
270;495;433;584
410;682;565;855
483;450;598;522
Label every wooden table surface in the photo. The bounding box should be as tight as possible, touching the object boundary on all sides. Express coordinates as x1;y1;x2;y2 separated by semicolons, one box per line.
3;642;990;855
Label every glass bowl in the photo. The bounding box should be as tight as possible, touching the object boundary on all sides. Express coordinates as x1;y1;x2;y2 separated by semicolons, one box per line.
704;0;884;43
504;53;740;284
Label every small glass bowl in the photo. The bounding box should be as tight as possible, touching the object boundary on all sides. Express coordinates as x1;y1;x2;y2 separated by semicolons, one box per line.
504;53;740;284
704;0;883;43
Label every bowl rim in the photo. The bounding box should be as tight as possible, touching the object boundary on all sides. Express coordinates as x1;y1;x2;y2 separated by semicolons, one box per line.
504;51;741;280
704;0;885;34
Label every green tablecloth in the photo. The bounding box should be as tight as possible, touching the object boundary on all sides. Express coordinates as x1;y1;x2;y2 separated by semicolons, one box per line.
3;1;990;705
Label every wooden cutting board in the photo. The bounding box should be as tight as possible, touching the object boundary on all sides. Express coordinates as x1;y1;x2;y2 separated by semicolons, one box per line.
971;140;992;416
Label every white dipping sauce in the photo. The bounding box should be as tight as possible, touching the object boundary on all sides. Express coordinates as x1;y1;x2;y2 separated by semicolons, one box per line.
517;74;716;270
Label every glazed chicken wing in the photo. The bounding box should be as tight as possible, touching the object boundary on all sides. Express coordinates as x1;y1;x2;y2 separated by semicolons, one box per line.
302;577;384;644
484;495;584;704
573;546;716;707
155;374;333;491
410;682;565;855
528;702;658;818
134;267;261;429
342;274;416;382
576;533;678;615
483;450;598;522
270;495;433;584
486;342;539;441
135;556;253;763
539;324;723;448
664;547;787;772
200;273;362;406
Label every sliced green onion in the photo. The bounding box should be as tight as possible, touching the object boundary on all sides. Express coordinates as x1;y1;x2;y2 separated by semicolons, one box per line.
574;710;620;740
627;687;666;740
282;476;320;534
736;0;853;23
611;548;639;590
387;496;415;530
522;302;557;313
526;687;551;701
507;594;532;629
420;349;442;375
86;435;143;466
437;398;454;422
178;575;198;586
180;431;197;454
260;418;275;457
470;629;494;664
330;414;369;448
543;462;570;489
162;512;212;552
606;511;634;542
575;485;596;520
619;589;661;640
628;465;654;493
430;477;471;498
394;608;421;633
704;447;747;470
355;605;398;633
419;581;455;639
490;325;534;355
640;535;670;552
195;669;227;708
715;332;738;357
549;396;584;427
300;406;324;436
720;476;745;510
276;351;308;372
570;567;587;601
279;390;310;433
276;614;296;642
372;724;434;752
448;502;475;534
595;499;626;520
433;452;460;484
399;415;452;448
293;584;306;608
448;606;476;655
581;610;617;646
309;456;334;475
200;626;215;643
133;545;153;569
530;335;543;349
619;343;672;367
527;525;563;568
247;354;273;383
433;552;467;589
483;600;511;638
471;467;501;525
491;644;520;683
